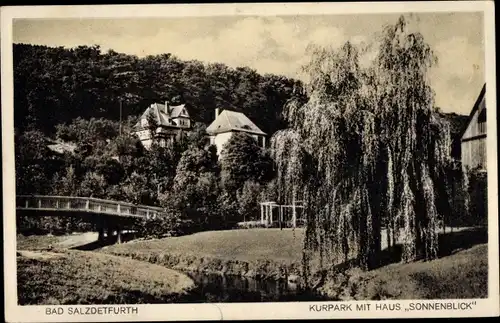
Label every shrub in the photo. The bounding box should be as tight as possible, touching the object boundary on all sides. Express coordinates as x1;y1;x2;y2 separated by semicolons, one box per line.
236;221;266;229
16;215;95;236
134;207;197;239
467;168;487;227
237;181;262;223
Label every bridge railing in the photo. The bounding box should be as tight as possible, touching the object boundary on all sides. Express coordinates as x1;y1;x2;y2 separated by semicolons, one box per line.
16;195;164;219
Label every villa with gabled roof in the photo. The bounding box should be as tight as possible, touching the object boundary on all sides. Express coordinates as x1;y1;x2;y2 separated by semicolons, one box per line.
206;108;267;155
133;101;192;149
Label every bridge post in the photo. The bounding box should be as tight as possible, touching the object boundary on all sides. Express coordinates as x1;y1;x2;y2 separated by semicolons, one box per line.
98;227;105;242
107;227;114;242
117;204;121;214
116;228;122;244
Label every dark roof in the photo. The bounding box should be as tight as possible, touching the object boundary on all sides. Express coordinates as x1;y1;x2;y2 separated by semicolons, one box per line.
460;83;486;139
206;109;266;136
133;103;190;130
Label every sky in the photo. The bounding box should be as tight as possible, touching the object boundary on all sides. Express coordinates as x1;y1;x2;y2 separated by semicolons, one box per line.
13;12;485;115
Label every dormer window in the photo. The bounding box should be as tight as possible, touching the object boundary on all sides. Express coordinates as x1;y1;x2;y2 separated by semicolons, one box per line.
141;118;148;127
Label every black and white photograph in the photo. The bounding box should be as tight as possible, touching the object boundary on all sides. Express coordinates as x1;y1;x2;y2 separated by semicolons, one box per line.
2;2;498;321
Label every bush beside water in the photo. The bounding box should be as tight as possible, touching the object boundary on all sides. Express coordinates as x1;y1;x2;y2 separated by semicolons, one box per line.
103;249;303;281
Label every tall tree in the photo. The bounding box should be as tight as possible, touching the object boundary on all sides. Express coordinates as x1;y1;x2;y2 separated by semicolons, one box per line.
271;16;454;282
171;145;220;229
220;132;274;193
13;43;298;137
15;129;63;194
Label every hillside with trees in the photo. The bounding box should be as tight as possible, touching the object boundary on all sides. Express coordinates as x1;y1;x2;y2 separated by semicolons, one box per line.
13;42;466;143
13;43;300;235
14;38;475;240
14;43;299;135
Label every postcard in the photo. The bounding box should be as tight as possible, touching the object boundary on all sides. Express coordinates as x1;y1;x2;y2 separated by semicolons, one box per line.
2;1;498;321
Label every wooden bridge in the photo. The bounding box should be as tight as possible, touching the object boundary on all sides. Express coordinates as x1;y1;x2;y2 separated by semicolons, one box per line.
16;195;165;243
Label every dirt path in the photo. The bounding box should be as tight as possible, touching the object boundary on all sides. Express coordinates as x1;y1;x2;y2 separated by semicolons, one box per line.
55;232;98;249
17;250;66;260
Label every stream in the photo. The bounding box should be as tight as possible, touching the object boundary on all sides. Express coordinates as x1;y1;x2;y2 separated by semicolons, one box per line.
67;233;330;302
177;272;329;303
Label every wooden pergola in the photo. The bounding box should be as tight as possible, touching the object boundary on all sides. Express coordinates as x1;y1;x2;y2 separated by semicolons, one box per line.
259;200;304;229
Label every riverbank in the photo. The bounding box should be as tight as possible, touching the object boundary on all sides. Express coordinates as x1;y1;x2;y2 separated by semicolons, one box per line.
102;227;488;300
102;228;305;280
17;249;195;305
316;243;488;300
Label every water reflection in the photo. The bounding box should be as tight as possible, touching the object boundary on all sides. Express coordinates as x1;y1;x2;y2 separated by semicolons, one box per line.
178;272;328;303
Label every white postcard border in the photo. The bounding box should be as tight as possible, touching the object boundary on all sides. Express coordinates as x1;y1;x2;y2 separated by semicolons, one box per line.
2;1;498;321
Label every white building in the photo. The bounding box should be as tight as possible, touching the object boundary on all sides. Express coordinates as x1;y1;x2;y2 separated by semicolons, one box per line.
133;101;192;149
460;84;486;170
206;108;267;156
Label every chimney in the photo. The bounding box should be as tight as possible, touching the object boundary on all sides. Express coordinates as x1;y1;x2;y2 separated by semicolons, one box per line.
165;100;170;114
215;108;220;119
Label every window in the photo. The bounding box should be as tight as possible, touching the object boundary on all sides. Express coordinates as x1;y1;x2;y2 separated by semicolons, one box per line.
141;118;148;127
477;107;486;134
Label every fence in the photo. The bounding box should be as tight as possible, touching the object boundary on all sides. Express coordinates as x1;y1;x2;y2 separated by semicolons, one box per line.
16;195;164;220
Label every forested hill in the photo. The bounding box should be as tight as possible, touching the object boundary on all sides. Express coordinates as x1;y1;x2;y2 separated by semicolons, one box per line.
13;43;301;135
13;43;467;143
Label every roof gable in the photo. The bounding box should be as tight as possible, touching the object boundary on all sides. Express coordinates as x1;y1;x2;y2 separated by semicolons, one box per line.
460;83;486;139
170;104;189;118
134;103;190;129
206;110;266;136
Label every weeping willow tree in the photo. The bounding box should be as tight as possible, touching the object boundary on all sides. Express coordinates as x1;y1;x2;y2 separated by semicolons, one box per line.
271;16;456;281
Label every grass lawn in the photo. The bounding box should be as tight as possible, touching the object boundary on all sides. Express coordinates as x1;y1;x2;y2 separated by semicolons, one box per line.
322;243;488;300
16;234;62;250
106;228;306;265
375;243;488;299
17;250;195;305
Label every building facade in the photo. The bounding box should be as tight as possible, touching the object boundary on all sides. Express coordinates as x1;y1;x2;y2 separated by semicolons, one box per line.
133;101;192;149
461;84;487;170
206;108;267;156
